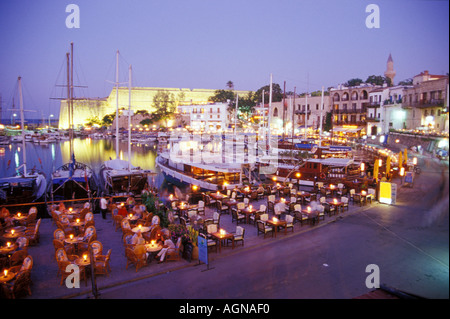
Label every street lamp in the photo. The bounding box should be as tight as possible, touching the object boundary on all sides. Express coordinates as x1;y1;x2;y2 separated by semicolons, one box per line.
49;114;54;128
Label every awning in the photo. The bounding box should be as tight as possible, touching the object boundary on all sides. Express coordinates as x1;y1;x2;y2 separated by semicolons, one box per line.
332;126;364;133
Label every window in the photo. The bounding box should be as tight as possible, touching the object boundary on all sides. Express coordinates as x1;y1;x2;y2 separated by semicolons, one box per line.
217;108;220;113
316;104;319;110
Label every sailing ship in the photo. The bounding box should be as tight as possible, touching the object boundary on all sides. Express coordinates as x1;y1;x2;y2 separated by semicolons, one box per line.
0;77;47;205
99;51;154;197
48;43;100;202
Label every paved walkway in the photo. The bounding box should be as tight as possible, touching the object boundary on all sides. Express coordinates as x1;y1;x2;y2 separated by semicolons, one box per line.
16;189;386;299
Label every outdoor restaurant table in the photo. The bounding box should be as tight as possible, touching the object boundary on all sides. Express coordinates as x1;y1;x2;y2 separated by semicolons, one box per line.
239;207;255;224
11;213;27;225
301;209;319;225
69;220;85;234
0;270;16;284
265;218;287;237
0;243;18;256
74;256;91;286
328;200;344;213
355;192;369;204
210;231;234;253
132;226;151;233
1;229;24;241
145;243;162;263
64;237;83;254
210;192;227;201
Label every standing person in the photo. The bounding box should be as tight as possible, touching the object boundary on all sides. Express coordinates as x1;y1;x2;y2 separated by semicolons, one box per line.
100;196;108;219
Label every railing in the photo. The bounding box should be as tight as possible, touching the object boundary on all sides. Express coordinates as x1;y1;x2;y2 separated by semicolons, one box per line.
402;99;445;108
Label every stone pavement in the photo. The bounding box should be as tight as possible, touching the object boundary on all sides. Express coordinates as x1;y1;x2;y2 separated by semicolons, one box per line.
17;189;388;299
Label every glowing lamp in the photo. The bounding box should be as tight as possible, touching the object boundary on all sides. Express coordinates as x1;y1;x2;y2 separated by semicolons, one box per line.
192;185;198;191
6;242;11;248
4;269;8;277
17;212;21;218
413;157;417;165
362;190;366;196
333;198;337;204
69;207;73;212
249;205;253;211
138;224;142;229
129;214;133;218
273;217;278;222
399;167;405;176
296;173;301;178
169;194;173;199
76;218;80;223
272;176;277;182
219;229;226;236
307;207;311;212
69;234;74;240
378;159;382;166
360;163;365;171
11;229;15;235
83;254;88;262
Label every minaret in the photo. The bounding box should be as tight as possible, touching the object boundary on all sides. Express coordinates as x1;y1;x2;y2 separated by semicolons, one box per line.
384;53;396;85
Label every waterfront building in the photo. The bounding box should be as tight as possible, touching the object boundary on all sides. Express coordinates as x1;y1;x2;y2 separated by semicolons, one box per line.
401;71;449;132
267;94;332;135
176;102;229;131
329;83;380;137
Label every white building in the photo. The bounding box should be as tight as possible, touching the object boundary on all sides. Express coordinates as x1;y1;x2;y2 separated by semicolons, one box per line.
177;102;229;130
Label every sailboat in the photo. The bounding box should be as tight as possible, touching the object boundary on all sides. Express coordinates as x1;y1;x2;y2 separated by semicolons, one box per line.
48;43;99;202
99;51;154;197
0;77;47;205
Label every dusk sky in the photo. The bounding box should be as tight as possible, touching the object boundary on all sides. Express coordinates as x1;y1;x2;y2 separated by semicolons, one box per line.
0;0;448;120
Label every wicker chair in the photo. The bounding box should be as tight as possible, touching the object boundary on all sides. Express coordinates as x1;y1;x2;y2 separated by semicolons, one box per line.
231;208;245;225
229;226;245;246
125;247;147;272
94;249;112;276
2;269;32;299
10;250;28;267
55;248;80;285
165;237;182;261
285;215;294;232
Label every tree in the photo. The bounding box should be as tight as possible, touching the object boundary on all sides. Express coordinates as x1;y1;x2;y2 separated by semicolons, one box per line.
101;113;115;126
152;90;177;127
398;78;413;86
209;89;235;103
85;116;102;127
344;78;364;87
323;112;333;132
365;75;388;86
254;83;283;103
226;81;234;90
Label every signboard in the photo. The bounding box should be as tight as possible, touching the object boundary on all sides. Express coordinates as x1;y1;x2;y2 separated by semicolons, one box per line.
391;183;397;205
379;182;392;205
404;171;414;184
379;182;398;205
197;233;208;265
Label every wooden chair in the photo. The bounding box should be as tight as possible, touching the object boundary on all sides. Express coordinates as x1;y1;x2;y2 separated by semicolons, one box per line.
229;226;245;246
217;201;229;215
324;202;335;217
294;211;309;226
165;237;182;261
285;214;294;232
257;220;274;238
341;196;349;211
231;208;245;225
55;248;80;285
125;247;147;272
317;205;326;221
123;233;135;251
93;249;112;276
197;201;205;216
2;269;32;299
212;212;220;229
113;215;124;231
10;250;28;267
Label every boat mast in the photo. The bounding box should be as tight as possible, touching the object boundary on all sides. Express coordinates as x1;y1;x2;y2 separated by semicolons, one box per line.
18;76;28;177
268;73;273;153
128;65;132;172
70;42;74;160
304;73;308;140
115;50;120;159
319;86;324;136
291;86;296;148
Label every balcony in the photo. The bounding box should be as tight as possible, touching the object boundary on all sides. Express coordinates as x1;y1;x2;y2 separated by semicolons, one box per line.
365;102;381;108
333;120;366;126
403;99;445;108
333;108;364;114
365;117;380;122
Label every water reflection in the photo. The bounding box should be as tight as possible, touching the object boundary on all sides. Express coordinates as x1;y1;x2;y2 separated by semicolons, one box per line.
0;139;160;185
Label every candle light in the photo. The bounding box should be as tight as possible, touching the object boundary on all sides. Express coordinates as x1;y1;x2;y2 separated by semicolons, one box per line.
17;212;21;217
3;269;7;277
69;234;74;239
11;229;14;235
6;242;11;248
249;205;253;211
362;190;366;195
76;218;80;223
69;207;73;212
273;217;278;222
83;254;87;262
219;229;226;236
333;198;337;204
307;207;311;212
138;224;142;229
